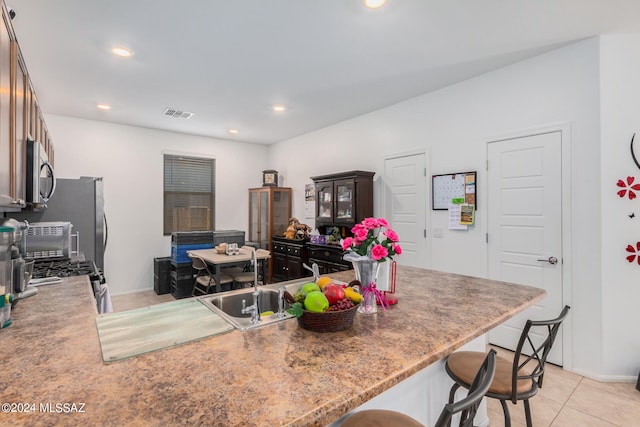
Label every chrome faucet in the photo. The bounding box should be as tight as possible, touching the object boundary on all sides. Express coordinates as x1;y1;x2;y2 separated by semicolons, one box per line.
240;247;260;324
277;286;286;319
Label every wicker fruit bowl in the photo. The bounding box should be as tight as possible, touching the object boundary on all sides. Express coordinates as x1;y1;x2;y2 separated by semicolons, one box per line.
296;303;359;333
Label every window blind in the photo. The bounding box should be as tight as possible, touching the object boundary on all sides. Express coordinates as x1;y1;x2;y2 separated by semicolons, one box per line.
163;154;215;234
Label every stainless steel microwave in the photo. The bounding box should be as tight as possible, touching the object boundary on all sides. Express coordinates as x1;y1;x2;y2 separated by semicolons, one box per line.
26;139;56;207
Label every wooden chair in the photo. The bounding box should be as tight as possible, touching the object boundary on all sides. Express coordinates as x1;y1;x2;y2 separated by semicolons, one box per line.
445;306;570;427
341;349;497;427
189;254;233;295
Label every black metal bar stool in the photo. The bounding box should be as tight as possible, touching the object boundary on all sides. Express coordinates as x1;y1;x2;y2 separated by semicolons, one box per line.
445;306;570;427
341;349;497;427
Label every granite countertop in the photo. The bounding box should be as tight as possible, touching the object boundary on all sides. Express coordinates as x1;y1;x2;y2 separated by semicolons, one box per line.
0;267;545;426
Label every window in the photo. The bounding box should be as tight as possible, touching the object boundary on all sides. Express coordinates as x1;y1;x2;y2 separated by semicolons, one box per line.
163;154;215;234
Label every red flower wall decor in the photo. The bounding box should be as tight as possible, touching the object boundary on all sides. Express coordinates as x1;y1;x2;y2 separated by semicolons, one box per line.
626;242;640;264
616;176;640;200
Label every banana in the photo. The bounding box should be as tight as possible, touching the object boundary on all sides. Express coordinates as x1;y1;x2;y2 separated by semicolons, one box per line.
343;287;363;304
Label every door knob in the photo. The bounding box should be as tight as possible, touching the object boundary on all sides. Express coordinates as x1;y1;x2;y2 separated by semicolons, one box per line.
537;256;558;265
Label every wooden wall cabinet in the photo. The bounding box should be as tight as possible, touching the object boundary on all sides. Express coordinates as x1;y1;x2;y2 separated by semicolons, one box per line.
0;0;54;211
311;170;374;227
12;44;28;207
0;4;13;209
248;187;292;281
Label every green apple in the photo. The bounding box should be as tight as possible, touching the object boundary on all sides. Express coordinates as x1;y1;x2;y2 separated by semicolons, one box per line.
304;291;329;313
301;282;321;294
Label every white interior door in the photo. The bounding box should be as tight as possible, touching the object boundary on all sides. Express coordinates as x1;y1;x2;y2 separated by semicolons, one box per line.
487;131;564;365
383;153;427;268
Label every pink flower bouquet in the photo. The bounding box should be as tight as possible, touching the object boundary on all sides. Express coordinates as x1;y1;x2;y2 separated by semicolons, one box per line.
341;217;402;263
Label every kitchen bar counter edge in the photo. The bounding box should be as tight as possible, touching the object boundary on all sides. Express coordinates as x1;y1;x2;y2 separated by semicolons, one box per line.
0;266;545;426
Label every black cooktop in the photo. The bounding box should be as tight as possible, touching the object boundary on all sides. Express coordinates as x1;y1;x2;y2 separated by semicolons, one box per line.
31;258;104;283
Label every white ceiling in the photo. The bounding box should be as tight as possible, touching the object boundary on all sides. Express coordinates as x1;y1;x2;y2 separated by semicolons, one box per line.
9;0;640;145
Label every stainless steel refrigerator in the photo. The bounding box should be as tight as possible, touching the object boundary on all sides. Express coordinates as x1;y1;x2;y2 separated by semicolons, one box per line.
12;177;107;270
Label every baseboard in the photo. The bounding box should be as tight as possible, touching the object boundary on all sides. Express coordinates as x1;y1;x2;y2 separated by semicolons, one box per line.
110;286;155;296
567;367;638;383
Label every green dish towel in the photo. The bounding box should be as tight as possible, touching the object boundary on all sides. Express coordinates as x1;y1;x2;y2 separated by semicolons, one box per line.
96;298;233;362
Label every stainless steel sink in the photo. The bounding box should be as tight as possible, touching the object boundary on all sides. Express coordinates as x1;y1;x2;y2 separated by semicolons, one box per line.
200;288;294;331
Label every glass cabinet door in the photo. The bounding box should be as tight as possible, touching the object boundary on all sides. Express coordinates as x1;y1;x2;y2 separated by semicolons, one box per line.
315;182;334;222
249;188;269;248
249;187;292;251
334;179;355;223
272;189;290;239
259;190;269;248
249;190;260;243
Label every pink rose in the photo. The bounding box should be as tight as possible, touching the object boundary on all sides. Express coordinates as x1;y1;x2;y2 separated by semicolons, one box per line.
377;218;389;228
354;227;369;241
393;244;402;255
370;244;389;261
341;237;353;251
384;229;399;242
363;217;378;229
353;223;366;231
351;223;365;235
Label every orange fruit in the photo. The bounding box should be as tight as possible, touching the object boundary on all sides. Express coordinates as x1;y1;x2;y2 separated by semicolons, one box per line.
316;276;332;290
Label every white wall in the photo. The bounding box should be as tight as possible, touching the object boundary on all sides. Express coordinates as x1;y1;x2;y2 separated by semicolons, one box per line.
269;38;610;377
44;115;269;295
43;35;640;379
599;34;640;379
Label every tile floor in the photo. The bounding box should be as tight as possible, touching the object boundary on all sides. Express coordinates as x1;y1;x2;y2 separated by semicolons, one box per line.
485;347;639;427
111;291;640;427
111;289;175;312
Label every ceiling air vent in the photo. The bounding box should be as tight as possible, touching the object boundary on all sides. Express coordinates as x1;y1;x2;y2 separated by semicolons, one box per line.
163;108;194;119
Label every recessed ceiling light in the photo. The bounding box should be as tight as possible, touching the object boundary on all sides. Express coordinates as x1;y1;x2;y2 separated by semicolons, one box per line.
228;128;239;134
111;47;133;57
272;105;286;112
364;0;386;8
97;104;111;110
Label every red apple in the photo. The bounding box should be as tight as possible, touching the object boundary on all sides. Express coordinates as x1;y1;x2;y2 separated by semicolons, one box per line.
324;284;346;305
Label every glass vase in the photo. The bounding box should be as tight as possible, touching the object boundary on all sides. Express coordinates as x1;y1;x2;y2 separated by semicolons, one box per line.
350;257;380;314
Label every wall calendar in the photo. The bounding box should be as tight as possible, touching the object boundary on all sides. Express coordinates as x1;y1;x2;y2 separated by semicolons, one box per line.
432;171;477;210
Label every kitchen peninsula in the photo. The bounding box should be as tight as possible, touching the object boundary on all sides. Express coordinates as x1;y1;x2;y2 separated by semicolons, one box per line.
0;266;545;426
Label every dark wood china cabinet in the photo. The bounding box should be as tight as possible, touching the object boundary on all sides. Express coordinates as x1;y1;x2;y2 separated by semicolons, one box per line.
311;170;374;227
307;170;375;275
